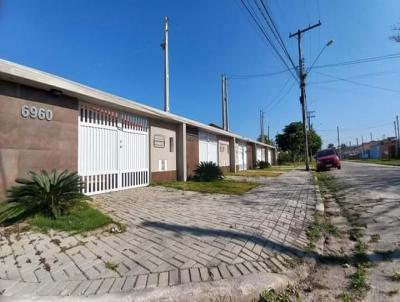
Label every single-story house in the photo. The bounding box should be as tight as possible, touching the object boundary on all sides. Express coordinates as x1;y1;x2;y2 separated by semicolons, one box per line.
0;59;276;198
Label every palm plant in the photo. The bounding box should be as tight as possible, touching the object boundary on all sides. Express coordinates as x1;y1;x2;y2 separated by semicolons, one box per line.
194;162;223;182
0;170;87;224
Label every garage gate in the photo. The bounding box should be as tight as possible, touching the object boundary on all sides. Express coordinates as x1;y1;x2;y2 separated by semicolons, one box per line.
78;103;149;195
237;142;247;171
199;131;218;164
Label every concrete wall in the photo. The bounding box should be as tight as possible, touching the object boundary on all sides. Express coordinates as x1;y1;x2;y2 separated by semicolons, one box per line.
0;80;78;200
149;119;177;182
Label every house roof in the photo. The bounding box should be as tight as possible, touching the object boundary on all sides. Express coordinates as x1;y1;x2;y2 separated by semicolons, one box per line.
0;59;275;149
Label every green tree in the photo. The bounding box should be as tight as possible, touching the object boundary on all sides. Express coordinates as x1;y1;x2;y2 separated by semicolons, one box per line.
275;122;322;161
257;135;274;145
391;22;400;42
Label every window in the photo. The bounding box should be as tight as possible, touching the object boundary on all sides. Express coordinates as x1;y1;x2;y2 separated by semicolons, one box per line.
169;137;174;152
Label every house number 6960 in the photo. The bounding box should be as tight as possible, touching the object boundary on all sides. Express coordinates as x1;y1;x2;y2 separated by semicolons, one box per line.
21;105;53;121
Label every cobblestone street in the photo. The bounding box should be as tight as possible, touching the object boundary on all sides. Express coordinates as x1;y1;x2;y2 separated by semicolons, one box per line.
0;170;317;298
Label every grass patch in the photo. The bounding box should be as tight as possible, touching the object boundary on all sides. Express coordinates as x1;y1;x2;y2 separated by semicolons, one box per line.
258;285;300;302
155;180;259;195
306;213;339;249
390;271;400;282
350;265;368;290
226;169;283;178
30;201;113;233
369;234;380;243
338;291;354;302
354;240;369;263
105;261;118;272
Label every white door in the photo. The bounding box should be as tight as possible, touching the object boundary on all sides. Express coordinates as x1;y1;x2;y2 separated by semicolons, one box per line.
78;103;149;195
267;149;272;164
238;143;247;171
256;147;262;162
199;131;218;164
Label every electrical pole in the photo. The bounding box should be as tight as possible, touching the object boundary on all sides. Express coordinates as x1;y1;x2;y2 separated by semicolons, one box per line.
225;77;229;131
307;111;315;130
397;115;400;157
337;126;340;159
370;132;373;142
260;110;265;143
395;120;399;157
161;17;170;112
221;74;226;130
356;138;359;147
267;125;270;142
290;21;321;171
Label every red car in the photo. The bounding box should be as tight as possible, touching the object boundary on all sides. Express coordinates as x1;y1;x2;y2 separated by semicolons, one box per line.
315;148;341;171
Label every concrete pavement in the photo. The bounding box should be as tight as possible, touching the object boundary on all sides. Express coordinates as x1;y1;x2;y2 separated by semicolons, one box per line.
0;170;318;300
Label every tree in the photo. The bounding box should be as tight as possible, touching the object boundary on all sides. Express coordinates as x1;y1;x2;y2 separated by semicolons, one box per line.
275;122;322;161
328;143;335;149
391;22;400;42
257;134;274;145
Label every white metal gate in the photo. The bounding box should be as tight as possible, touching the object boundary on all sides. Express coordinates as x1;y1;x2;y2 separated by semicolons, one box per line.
199;131;218;164
237;143;247;171
78;103;149;195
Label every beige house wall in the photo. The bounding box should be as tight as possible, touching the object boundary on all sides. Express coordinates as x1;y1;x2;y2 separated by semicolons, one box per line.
150;120;177;173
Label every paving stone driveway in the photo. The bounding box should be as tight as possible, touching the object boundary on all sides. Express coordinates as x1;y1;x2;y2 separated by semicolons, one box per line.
0;170;317;297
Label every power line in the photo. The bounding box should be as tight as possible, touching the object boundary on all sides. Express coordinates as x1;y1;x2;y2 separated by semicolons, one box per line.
312;53;400;69
264;77;295;112
309;69;400;84
239;0;299;82
227;52;400;80
315;71;400;94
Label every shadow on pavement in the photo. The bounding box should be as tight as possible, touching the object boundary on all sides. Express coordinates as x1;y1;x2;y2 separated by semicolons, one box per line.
141;220;400;266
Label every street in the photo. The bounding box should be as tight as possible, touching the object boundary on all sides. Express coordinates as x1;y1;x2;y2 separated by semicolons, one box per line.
326;161;400;301
329;161;400;250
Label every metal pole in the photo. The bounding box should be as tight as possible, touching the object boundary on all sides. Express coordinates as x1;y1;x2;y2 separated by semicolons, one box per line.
163;17;170;112
395;121;399;157
396;115;400;154
225;77;229;131
337;126;340;159
221;74;226;130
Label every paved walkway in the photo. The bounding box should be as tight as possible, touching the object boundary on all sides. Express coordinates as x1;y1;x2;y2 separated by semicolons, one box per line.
0;170;317;298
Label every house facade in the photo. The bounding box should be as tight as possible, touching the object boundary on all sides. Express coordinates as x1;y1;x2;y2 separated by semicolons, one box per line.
0;60;276;198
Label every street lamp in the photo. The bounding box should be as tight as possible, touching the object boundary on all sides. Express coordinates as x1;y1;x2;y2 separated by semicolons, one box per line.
307;40;334;74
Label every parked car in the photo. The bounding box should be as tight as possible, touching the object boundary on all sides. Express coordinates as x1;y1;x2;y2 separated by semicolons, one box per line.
315;148;341;171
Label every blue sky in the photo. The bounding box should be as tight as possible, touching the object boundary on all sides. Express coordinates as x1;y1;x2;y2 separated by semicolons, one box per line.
0;0;399;147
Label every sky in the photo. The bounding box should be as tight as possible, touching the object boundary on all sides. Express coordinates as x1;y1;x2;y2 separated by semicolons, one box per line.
0;0;399;147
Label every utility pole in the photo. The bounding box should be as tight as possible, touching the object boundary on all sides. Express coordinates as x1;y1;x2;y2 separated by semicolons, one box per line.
361;136;364;158
397;115;400;157
395;120;399;157
356;137;359;147
370;132;373;142
225;77;229;131
221;74;226;130
267;125;270;142
220;74;229;131
290;21;321;171
260;110;265;143
161;17;170;112
307;111;316;130
337;126;340;159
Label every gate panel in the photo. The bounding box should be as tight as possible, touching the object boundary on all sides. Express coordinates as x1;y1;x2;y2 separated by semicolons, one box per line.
78;103;149;195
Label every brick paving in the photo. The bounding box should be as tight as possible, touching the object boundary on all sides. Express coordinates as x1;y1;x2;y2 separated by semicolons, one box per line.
0;170;317;297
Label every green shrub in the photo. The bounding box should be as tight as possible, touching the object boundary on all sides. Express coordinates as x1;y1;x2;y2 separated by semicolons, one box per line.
0;170;87;224
277;152;291;165
257;161;271;169
194;162;223;182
